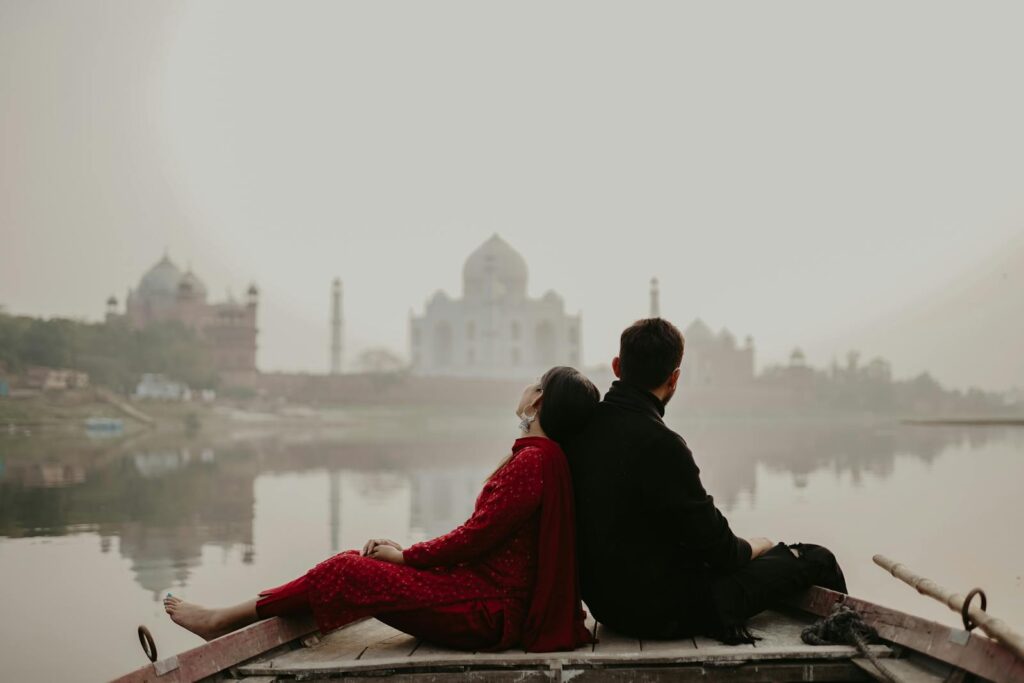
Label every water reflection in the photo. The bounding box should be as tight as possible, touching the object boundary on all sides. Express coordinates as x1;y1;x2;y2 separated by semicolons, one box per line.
2;416;1022;681
665;418;1009;510
0;417;1012;599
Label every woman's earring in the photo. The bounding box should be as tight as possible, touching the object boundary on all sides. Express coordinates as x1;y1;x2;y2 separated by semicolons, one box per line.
518;409;537;432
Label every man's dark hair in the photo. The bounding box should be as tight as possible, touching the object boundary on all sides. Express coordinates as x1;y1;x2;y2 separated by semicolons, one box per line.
618;318;685;390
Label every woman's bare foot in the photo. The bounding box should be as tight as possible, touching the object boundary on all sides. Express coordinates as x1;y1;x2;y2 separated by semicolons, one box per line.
163;595;233;641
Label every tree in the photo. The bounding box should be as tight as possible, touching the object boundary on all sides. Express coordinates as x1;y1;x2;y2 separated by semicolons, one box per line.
354;347;407;373
0;312;220;393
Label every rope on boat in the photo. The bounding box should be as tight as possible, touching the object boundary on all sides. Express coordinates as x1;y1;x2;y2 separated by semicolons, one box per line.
800;603;904;683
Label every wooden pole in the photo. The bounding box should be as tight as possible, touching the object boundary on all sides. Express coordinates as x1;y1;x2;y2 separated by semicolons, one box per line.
873;554;1024;661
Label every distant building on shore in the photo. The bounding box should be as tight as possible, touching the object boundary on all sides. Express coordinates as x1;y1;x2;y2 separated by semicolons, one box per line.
409;234;582;379
24;366;90;391
645;277;756;388
107;254;259;374
134;373;191;401
679;319;756;387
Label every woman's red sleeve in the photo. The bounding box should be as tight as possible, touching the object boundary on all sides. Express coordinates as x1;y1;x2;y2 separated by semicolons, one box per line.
402;448;544;568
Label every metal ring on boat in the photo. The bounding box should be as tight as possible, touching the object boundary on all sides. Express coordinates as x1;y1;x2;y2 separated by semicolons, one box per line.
138;625;158;662
961;587;987;632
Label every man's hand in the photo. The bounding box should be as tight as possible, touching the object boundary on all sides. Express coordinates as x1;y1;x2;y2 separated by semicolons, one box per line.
748;536;775;560
362;538;403;556
368;544;405;565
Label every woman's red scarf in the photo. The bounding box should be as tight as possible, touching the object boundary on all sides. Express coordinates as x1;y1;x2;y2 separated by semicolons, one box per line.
513;436;596;652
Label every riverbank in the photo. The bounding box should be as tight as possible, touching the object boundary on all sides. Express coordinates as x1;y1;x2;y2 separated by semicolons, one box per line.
0;388;238;437
0;388;513;441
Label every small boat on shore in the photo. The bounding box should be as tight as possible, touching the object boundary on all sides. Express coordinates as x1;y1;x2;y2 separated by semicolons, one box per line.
113;556;1024;683
84;416;124;433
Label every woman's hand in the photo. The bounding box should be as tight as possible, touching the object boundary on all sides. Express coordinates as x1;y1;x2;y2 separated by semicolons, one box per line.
361;538;403;556
368;544;405;565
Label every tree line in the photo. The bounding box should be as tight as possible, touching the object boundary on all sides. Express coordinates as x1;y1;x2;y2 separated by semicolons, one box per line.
0;311;219;393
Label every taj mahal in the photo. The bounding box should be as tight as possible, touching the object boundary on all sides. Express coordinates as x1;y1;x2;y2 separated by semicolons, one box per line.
409;234;582;380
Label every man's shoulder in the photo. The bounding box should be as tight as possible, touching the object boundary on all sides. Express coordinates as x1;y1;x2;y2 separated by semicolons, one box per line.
649;425;692;459
567;401;667;440
565;403;690;456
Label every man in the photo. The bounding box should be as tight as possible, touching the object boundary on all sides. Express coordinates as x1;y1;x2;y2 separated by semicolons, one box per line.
564;318;847;643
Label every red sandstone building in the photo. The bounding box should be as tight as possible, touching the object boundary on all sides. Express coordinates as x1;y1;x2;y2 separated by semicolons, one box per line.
106;254;259;374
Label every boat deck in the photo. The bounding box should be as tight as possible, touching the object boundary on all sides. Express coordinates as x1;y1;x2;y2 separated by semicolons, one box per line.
231;606;894;681
117;587;1024;682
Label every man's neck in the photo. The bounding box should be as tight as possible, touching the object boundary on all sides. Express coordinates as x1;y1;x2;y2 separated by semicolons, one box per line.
648;386;669;403
618;377;668;404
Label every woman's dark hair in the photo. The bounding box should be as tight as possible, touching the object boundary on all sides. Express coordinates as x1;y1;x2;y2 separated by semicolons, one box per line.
619;318;685;390
535;365;600;445
487;366;599;481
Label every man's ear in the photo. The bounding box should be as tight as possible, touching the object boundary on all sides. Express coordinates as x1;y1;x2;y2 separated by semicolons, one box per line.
668;367;681;390
611;356;621;378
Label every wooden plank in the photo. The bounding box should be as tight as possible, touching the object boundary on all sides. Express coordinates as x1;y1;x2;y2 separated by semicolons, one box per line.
358;627;420;661
787;586;1024;683
745;608;814;648
112;615;316;683
690;608;813;652
555;661;870;682
593;622;642;655
255;662;868;682
234;641;892;676
405;643;458;655
851;656;951;683
240;617;389;671
693;633;756;651
639;635;698;654
337;672;552;682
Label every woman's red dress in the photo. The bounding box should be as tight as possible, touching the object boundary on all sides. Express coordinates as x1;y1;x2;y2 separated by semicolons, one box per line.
256;435;590;652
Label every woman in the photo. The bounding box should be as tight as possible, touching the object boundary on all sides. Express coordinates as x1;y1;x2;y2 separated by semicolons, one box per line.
164;366;599;653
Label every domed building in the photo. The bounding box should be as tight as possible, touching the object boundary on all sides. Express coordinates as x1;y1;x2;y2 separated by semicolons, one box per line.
679;318;756;387
112;254;260;374
409;234;582;379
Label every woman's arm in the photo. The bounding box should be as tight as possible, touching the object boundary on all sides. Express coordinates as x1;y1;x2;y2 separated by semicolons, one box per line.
400;447;545;568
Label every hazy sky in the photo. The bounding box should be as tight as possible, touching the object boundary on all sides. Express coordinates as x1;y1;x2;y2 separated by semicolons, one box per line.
2;2;1022;389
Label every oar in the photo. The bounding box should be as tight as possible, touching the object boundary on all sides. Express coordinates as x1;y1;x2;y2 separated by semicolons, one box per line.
873;554;1024;661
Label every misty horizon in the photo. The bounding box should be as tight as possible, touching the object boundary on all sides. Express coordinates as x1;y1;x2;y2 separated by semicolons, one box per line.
2;2;1023;391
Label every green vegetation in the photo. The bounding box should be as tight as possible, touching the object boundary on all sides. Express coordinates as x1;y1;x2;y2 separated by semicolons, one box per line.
0;312;219;393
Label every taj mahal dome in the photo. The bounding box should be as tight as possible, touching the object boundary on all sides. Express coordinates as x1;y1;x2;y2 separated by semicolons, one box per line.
409;234;582;379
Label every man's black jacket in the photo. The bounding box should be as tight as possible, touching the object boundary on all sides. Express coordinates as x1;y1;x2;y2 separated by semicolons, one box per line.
563;379;752;637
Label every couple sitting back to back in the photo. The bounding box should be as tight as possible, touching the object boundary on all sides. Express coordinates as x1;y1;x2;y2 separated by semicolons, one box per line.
165;317;847;651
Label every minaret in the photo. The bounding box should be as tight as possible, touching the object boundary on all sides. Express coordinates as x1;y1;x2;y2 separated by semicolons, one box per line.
649;277;660;318
329;470;341;553
330;278;343;374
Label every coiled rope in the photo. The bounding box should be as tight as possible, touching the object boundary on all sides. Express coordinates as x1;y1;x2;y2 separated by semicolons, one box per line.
801;603;903;683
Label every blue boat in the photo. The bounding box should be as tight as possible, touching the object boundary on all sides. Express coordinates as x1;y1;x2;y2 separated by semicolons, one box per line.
84;417;124;433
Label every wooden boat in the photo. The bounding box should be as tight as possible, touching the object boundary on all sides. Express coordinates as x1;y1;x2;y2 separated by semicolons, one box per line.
113;559;1024;683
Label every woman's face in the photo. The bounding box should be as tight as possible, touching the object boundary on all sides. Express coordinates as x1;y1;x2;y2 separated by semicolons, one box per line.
516;377;543;418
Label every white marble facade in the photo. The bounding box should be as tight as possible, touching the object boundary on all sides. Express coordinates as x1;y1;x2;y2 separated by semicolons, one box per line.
410;234;582;379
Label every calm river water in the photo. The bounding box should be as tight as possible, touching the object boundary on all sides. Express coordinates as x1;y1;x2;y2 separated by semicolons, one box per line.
1;410;1021;681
